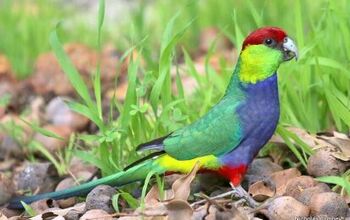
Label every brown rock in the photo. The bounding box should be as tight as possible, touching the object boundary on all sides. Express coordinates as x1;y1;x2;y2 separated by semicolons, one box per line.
0;54;16;117
307;149;347;177
46;97;89;131
0;208;22;218
0;54;13;79
30;43;121;97
14;162;56;193
0;174;14;205
69;157;97;177
298;183;331;206
0;135;22;159
1;115;34;142
8;80;37;114
283;175;317;199
309;192;348;218
0;80;16;119
264;196;309;220
270;168;301;196
30;43;97;96
85;185;116;214
65;209;82;220
245;158;283;186
33;124;72;152
55;177;77;208
100;44;121;90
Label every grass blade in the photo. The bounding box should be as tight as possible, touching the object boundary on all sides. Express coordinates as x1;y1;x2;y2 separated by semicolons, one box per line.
49;24;95;110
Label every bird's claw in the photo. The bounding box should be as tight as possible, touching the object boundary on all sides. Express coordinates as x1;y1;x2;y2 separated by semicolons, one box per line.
230;184;259;208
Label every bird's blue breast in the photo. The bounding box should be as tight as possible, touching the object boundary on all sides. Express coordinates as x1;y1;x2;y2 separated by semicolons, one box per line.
220;74;280;166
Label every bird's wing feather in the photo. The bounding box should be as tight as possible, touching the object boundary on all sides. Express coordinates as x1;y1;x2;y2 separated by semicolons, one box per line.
163;98;243;160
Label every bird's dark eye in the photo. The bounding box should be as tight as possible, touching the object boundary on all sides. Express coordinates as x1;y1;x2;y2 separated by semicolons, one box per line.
264;38;275;46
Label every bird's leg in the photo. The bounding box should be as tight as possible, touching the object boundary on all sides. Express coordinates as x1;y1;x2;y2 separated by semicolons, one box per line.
230;183;259;208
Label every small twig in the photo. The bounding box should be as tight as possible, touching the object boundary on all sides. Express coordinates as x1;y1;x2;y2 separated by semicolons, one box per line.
191;190;237;207
191;185;260;208
249;197;275;214
111;212;167;217
198;192;227;211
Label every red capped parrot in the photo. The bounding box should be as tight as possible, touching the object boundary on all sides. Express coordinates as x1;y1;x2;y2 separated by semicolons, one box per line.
8;27;298;209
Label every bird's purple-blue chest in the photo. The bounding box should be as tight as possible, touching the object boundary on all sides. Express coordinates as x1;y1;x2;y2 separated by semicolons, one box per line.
219;74;280;166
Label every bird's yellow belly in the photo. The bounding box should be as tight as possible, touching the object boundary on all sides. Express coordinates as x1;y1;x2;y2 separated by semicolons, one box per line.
155;154;220;173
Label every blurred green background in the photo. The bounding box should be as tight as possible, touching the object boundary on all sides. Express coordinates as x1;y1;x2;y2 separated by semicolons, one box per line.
1;0;349;137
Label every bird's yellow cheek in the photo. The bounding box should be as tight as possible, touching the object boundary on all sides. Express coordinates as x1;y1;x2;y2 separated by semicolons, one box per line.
239;45;283;84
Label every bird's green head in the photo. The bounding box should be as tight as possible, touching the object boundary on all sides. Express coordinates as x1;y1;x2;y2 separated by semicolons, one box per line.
238;27;298;84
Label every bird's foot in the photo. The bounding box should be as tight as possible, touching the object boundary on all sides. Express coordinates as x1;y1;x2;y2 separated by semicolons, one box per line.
230;184;259;208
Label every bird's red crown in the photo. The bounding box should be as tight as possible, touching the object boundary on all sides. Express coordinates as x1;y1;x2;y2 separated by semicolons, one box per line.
242;27;287;49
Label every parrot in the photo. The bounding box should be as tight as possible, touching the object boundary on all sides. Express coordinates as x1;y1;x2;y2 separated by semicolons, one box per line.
8;26;298;209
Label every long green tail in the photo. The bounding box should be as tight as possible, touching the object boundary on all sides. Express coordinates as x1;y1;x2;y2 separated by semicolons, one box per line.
8;159;165;209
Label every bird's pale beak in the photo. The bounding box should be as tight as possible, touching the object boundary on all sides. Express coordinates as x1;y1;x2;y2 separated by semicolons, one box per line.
282;37;298;61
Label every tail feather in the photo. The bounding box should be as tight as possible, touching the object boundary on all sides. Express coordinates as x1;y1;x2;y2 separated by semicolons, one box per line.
8;159;164;209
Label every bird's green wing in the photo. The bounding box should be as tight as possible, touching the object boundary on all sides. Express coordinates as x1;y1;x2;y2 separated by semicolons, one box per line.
163;98;243;160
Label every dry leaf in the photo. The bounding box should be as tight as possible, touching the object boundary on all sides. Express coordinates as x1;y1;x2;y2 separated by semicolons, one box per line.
204;203;248;220
0;212;8;220
277;126;350;161
134;164;200;220
317;132;350;161
165;200;193;220
30;203;85;220
136;188;166;218
270;168;301;196
30;199;60;215
192;203;209;220
283;176;317;199
140;185;168;218
117;216;140;220
287;127;318;147
168;162;200;200
201;205;216;220
51;216;65;220
141;204;167;219
218;204;248;220
248;180;276;202
144;185;161;206
79;209;113;220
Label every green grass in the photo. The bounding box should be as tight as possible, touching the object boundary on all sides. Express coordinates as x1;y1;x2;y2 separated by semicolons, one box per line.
1;0;350;174
0;0;103;78
116;0;350;134
107;0;350;169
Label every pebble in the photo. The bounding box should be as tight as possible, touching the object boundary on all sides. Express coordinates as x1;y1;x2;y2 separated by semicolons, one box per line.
14;163;56;193
309;192;348;218
85;185;116;214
